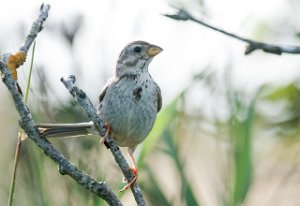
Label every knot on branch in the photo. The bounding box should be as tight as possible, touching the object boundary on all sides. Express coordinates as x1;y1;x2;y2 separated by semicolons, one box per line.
5;52;26;80
77;89;86;98
58;165;67;175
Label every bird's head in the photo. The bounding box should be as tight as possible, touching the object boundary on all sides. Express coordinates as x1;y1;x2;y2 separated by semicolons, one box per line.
116;41;163;77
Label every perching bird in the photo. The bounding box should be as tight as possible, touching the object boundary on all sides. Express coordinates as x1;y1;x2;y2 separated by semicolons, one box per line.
36;41;163;191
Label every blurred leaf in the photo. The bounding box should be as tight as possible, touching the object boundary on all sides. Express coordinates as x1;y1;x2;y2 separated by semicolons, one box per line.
54;101;90;122
263;83;298;101
163;129;199;206
137;95;180;168
229;92;256;206
141;166;172;206
21;141;50;206
261;83;300;131
61;15;83;46
251;22;270;40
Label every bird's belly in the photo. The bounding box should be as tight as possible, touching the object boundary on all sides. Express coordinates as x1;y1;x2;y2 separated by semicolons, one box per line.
101;89;157;147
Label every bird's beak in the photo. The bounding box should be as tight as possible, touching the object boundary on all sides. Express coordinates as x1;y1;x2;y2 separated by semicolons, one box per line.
146;45;163;57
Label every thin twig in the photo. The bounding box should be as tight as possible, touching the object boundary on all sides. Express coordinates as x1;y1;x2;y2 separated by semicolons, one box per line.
164;8;300;55
1;4;122;206
20;4;50;54
61;76;146;206
8;41;36;206
8;133;22;206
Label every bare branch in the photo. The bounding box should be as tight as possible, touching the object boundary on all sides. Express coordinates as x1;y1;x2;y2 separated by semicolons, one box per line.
0;4;123;206
164;9;300;55
20;4;50;54
61;76;146;206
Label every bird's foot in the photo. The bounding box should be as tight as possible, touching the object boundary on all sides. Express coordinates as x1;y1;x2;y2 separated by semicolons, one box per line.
120;168;138;192
100;123;110;144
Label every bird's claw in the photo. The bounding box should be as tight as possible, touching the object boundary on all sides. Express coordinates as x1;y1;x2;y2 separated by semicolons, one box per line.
120;168;138;192
120;167;138;192
100;124;110;144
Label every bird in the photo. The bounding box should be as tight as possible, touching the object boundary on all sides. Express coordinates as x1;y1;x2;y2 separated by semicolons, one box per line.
36;41;163;191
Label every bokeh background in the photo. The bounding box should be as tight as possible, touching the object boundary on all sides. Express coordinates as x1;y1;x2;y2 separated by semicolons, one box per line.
1;0;300;205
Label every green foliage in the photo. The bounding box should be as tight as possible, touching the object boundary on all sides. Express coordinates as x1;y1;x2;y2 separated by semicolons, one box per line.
228;93;256;206
224;69;261;206
21;141;50;206
262;82;300;133
162;128;199;206
141;166;172;206
263;83;299;102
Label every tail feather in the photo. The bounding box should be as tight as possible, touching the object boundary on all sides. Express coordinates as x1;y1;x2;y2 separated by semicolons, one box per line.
36;122;95;138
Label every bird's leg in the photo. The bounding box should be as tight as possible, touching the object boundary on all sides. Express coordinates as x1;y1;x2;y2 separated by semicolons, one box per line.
100;123;111;144
119;148;138;192
128;150;138;176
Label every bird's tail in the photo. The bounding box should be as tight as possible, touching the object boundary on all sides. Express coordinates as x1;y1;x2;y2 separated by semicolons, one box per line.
36;121;95;138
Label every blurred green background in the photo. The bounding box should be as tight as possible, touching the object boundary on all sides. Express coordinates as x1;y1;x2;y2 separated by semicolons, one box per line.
1;0;300;205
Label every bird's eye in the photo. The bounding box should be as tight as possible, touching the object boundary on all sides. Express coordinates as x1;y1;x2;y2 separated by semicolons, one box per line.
133;46;142;53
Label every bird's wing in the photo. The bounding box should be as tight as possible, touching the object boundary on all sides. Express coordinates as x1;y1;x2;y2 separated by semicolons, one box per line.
99;85;108;103
156;84;162;113
99;76;115;103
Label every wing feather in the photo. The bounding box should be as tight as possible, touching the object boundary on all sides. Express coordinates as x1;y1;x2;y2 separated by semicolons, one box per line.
156;84;162;113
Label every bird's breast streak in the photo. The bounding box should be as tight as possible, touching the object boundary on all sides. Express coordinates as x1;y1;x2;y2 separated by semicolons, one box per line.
104;76;157;146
